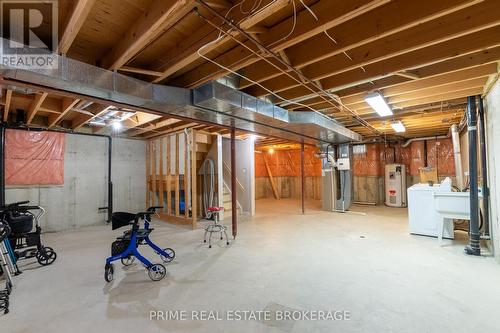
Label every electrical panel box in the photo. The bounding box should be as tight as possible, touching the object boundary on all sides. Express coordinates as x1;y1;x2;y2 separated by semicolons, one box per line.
337;157;350;170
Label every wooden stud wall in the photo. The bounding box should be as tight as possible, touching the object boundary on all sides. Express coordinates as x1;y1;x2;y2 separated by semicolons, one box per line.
146;128;209;228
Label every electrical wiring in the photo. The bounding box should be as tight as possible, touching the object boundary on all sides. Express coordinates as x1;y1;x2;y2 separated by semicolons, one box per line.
197;38;322;113
195;0;381;134
299;0;355;64
195;4;326;113
267;0;298;48
240;0;263;14
197;4;344;112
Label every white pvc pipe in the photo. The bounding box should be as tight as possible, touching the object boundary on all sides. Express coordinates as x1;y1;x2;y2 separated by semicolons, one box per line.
402;135;448;148
451;124;464;189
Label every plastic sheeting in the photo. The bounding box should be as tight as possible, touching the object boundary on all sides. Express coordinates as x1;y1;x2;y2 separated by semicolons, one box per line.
354;138;456;177
353;143;382;176
5;129;65;185
426;139;456;176
255;147;322;177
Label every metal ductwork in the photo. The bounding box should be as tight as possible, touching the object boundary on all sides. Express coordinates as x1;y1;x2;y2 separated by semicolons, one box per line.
0;44;361;145
193;81;361;144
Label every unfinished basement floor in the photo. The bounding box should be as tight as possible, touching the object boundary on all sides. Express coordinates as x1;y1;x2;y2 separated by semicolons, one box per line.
3;199;500;333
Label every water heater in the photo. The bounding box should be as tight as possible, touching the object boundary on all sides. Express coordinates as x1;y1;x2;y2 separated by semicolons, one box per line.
385;164;407;207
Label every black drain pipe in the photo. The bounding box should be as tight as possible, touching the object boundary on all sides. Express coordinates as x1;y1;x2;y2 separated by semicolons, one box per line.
477;95;490;238
465;96;480;256
0;125;113;223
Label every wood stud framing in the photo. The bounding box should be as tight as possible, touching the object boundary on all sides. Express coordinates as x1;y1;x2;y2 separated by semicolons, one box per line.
145;129;200;228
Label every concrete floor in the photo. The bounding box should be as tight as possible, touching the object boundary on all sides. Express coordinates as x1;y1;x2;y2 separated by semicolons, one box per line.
2;199;500;333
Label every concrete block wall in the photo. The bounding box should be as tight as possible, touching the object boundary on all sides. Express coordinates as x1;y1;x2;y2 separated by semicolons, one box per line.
6;135;145;232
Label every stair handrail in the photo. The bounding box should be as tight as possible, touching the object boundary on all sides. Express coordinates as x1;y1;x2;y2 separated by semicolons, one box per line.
222;160;246;192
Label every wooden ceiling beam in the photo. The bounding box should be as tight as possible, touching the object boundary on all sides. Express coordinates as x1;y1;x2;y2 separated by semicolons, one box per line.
204;0;233;9
119;112;162;131
391;87;484;110
328;83;476;116
58;0;97;54
128;118;182;137
171;0;390;88
287;63;496;111
358;108;465;123
118;66;164;77
2;89;12;122
284;46;500;107
26;92;48;124
142;122;200;140
71;104;111;130
151;0;289;83
245;25;269;34
342;66;495;107
239;0;481;89
245;6;500;97
101;0;196;70
48;98;80;128
394;71;421;80
272;34;500;103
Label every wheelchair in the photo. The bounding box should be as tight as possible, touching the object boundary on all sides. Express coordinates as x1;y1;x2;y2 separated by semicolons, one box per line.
104;206;175;282
0;201;57;268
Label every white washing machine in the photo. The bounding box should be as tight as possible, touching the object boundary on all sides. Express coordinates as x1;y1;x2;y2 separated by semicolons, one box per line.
407;179;454;239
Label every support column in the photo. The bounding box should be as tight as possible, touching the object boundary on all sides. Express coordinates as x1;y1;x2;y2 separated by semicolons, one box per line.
301;142;305;214
465;96;480;256
0;126;5;206
477;96;490;237
231;127;237;238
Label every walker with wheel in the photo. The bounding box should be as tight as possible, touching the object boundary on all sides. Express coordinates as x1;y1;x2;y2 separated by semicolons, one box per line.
104;206;175;282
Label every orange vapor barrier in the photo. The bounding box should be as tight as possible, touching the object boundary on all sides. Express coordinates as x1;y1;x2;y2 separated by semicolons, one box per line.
426;138;455;176
255;147;321;177
353;143;383;176
409;140;426;176
5;129;65;185
354;138;455;177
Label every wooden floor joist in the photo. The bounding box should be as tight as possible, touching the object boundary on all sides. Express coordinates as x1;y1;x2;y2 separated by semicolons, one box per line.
1;0;499;139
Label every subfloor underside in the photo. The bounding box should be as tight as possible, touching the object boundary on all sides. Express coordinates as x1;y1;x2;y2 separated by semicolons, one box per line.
3;199;500;333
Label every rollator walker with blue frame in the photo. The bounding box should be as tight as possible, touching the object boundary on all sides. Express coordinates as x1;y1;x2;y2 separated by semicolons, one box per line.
104;206;175;282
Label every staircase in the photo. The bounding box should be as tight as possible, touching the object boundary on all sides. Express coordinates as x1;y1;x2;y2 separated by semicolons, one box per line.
222;183;242;219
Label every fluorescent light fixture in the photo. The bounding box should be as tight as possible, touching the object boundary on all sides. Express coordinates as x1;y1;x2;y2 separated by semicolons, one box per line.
364;92;393;117
390;121;406;133
112;121;122;131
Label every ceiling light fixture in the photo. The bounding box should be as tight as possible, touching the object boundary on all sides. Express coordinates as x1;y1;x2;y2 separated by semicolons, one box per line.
112;121;122;131
364;92;393;117
390;121;406;133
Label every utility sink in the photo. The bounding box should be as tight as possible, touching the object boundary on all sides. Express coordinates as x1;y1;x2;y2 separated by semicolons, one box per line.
434;192;476;220
433;191;482;244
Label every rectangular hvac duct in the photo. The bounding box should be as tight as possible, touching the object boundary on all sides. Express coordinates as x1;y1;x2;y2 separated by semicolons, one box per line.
0;42;362;145
194;81;361;143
